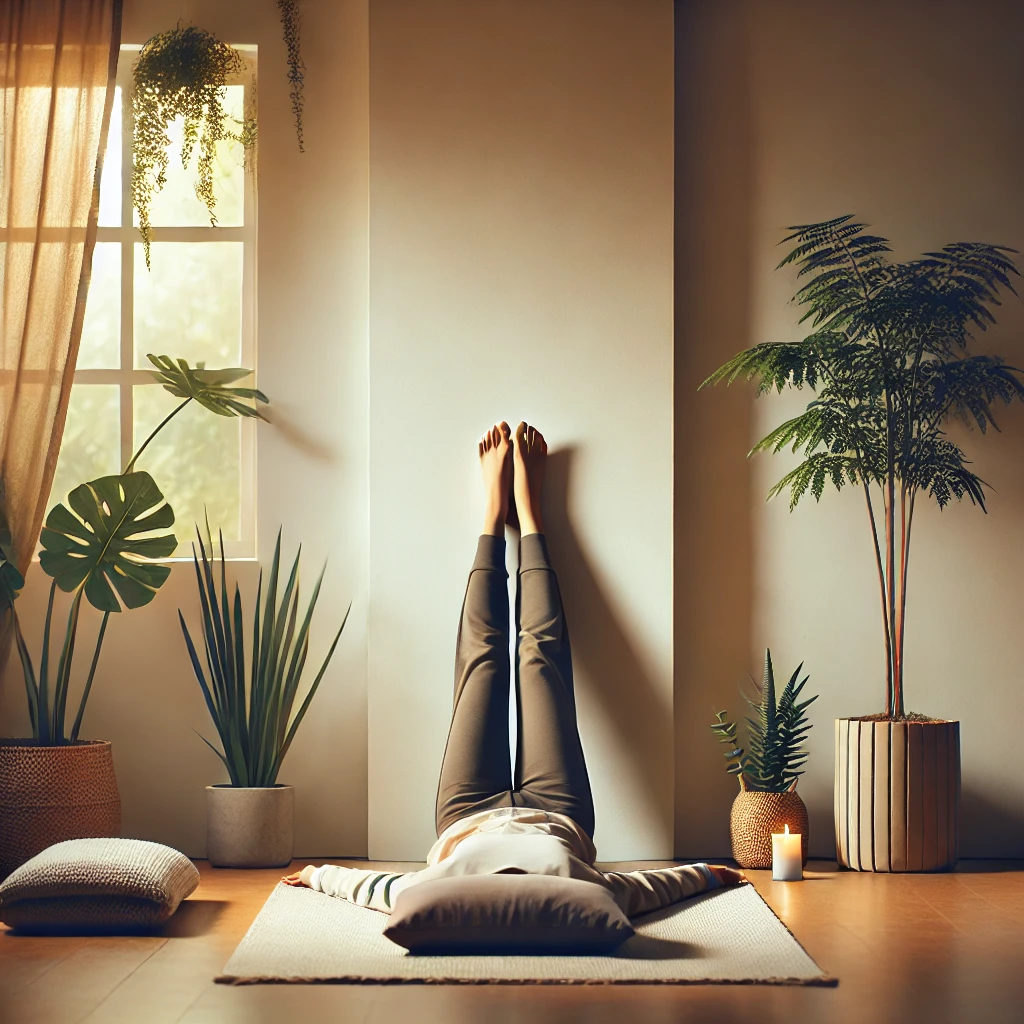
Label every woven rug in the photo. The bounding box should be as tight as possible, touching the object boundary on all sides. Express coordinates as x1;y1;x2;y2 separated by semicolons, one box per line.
217;882;835;985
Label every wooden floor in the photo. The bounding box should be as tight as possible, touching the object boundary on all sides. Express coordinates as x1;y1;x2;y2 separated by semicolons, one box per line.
2;858;1022;1024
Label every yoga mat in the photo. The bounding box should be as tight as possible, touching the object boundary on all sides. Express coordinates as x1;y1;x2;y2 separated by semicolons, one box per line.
217;882;836;985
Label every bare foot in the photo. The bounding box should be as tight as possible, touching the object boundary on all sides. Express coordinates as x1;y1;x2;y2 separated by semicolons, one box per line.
513;421;546;536
479;422;513;536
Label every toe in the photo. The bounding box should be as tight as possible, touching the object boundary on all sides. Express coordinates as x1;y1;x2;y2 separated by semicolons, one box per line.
515;421;528;447
499;421;512;443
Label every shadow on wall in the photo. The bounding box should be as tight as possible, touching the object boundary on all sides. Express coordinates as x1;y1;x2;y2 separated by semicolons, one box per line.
961;788;1024;860
544;446;673;845
672;0;758;858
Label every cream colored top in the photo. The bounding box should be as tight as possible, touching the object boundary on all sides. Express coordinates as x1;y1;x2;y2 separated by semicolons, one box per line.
305;806;719;917
426;806;597;867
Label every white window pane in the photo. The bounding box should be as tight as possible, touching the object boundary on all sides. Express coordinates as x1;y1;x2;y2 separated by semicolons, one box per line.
47;385;121;515
98;87;121;227
133;242;243;368
133;85;246;228
133;384;241;548
77;242;119;368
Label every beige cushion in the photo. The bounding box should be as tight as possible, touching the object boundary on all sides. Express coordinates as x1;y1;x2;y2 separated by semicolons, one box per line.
383;874;634;953
0;838;199;933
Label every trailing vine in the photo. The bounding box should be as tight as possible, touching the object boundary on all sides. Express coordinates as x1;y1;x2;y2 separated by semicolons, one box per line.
132;26;257;268
277;0;305;151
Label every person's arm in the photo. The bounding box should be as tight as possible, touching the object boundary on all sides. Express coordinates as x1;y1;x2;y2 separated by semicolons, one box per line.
283;864;412;914
601;863;742;917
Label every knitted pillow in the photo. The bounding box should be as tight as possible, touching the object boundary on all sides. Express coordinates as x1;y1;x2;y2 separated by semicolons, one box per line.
0;838;199;934
383;874;635;954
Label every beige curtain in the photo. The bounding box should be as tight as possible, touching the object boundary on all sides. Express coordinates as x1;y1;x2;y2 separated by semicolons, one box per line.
0;0;121;574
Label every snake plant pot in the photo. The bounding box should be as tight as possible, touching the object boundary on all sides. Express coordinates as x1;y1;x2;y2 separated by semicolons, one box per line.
206;784;294;868
834;718;960;872
0;740;121;879
729;776;809;869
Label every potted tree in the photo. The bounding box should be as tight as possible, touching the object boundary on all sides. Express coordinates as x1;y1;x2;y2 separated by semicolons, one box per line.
711;650;817;868
180;526;349;868
701;216;1024;872
0;357;267;879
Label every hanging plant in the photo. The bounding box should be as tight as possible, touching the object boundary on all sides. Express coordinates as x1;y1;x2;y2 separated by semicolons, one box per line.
277;0;305;151
132;25;257;268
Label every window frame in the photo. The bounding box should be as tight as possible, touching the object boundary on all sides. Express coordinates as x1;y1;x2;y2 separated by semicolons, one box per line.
74;45;258;560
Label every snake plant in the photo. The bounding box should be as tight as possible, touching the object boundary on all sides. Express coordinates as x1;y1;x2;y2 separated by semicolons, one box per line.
180;527;349;787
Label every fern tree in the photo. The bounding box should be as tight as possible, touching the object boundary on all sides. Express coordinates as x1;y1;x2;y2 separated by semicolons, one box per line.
701;217;1024;719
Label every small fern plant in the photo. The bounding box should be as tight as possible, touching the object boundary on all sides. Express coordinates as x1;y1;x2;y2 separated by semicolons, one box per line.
711;650;818;793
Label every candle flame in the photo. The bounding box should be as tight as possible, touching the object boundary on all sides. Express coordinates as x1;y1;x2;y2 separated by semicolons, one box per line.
784;824;789;835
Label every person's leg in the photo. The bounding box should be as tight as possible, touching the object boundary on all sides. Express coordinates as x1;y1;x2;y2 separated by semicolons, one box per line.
435;423;516;836
511;422;596;837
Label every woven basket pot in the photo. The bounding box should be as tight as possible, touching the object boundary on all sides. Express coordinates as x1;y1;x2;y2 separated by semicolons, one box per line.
729;776;810;869
0;740;121;880
835;718;960;872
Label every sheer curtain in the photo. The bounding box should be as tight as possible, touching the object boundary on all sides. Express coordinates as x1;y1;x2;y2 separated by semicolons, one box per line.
0;0;121;574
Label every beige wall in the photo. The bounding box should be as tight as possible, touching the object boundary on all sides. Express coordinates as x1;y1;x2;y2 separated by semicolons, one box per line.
0;0;371;859
676;0;1024;858
367;0;676;860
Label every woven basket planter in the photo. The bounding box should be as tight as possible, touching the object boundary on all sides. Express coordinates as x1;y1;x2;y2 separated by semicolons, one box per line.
0;740;121;880
834;718;960;872
729;777;809;869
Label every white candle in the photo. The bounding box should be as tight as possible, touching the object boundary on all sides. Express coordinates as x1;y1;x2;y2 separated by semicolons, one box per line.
772;823;803;881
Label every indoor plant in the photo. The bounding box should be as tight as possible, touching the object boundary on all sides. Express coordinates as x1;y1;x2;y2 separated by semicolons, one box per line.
711;650;817;868
701;216;1023;871
277;1;305;151
0;357;267;879
132;26;257;268
180;526;349;867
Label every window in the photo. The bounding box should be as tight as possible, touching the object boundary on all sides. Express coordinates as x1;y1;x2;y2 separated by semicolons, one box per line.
49;47;257;558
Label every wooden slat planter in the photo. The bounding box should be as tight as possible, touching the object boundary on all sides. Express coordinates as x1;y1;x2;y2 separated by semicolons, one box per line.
834;718;960;872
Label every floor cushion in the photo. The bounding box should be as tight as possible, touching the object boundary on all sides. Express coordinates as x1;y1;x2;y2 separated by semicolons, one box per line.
383;873;635;954
0;838;199;934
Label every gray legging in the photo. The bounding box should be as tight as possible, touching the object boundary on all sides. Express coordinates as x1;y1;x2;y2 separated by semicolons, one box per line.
435;533;595;838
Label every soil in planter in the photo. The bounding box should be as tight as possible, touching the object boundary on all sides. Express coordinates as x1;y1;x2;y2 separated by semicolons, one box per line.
854;712;950;723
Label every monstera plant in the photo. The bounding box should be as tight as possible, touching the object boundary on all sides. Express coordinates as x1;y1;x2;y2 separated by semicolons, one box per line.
3;355;268;745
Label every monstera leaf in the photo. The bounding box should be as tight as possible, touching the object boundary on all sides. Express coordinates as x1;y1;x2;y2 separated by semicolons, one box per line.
148;354;269;418
39;472;177;613
0;496;24;612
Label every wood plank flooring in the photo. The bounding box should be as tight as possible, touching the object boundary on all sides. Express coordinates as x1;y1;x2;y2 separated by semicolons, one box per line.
2;858;1022;1024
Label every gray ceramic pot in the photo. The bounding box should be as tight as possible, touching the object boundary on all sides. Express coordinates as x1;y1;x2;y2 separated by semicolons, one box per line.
205;784;294;868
